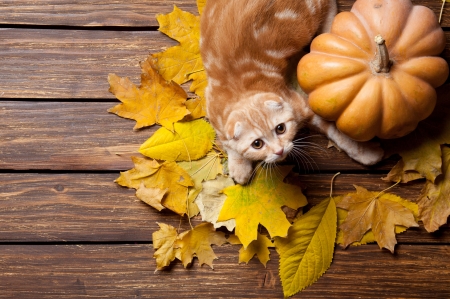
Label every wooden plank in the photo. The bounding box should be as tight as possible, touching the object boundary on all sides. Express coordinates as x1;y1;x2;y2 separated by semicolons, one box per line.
0;29;449;99
0;244;448;298
0;0;449;27
0;1;199;27
0;173;197;242
0;102;152;171
0;101;398;171
0;29;176;99
1;173;448;243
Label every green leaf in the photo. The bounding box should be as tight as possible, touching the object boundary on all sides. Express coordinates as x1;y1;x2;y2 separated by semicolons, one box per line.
139;119;215;161
274;197;337;297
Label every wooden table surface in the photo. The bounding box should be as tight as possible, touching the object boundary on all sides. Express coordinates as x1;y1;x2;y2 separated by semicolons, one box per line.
1;0;450;298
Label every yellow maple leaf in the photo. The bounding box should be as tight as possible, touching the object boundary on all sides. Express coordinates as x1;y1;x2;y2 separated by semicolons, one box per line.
337;185;419;253
153;3;207;119
174;222;227;268
153;222;179;270
139;119;215;162
217;166;308;249
184;71;207;119
116;156;194;215
196;0;207;15
274;197;337;297
237;233;274;267
417;146;450;232
108;58;189;131
153;6;203;85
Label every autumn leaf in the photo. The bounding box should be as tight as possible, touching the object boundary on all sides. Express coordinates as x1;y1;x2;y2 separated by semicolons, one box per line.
217;166;308;248
178;152;223;217
174;222;227;268
152;4;208;119
153;6;204;87
116;156;194;215
382;159;424;183
153;223;179;270
337;185;419;253
136;182;167;211
417;146;450;232
108;58;189;131
139;119;215;162
383;85;450;183
185;70;208;119
274;197;337;297
237;233;274;267
196;0;207;15
335;195;419;246
195;175;236;231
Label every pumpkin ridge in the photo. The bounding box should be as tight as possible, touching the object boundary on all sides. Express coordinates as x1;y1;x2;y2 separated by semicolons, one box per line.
308;73;370;120
391;70;437;122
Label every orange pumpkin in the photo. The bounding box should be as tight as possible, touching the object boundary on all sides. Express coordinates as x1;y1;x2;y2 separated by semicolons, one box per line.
297;0;449;141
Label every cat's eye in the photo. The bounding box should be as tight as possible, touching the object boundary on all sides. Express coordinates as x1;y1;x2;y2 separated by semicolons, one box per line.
276;123;286;134
252;139;264;149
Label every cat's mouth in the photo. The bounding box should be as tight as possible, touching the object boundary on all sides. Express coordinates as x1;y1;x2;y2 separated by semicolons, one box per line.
265;151;289;164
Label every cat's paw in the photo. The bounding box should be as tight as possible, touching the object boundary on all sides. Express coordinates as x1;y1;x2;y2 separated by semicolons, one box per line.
350;141;384;166
228;159;253;185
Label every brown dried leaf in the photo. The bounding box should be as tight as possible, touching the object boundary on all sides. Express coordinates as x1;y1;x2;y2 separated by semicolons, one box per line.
337;185;418;253
418;146;450;232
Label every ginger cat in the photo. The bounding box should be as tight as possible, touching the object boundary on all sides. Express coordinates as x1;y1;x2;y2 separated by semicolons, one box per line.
200;0;383;184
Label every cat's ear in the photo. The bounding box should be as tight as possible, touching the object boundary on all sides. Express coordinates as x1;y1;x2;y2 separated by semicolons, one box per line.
226;120;242;140
264;100;283;109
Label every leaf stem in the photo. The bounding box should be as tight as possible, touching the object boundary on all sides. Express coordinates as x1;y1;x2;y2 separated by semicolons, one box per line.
440;0;446;24
330;172;341;198
373;179;401;199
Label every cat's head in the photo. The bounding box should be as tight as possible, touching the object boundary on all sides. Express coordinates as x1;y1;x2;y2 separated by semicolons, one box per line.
224;92;299;163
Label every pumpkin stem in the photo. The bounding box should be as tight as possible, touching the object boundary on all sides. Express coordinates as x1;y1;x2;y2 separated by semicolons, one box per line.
372;35;391;73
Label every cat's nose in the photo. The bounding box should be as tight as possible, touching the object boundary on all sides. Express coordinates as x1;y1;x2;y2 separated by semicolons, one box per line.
275;149;284;156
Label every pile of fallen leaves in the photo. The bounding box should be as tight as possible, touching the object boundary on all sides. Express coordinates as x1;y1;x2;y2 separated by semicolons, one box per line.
107;1;450;297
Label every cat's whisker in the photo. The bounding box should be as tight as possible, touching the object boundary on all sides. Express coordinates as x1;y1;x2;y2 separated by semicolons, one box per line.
292;134;322;142
249;161;264;184
290;147;319;173
293;141;329;154
293;147;319;171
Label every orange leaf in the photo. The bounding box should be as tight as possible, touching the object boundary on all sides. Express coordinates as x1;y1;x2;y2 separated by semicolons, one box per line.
108;58;189;131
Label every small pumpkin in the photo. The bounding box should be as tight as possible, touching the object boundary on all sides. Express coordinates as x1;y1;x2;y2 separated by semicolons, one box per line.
297;0;449;141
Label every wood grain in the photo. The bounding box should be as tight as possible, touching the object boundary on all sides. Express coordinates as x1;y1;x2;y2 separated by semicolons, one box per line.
0;101;399;171
0;0;449;27
0;30;449;99
1;173;448;243
0;29;176;99
0;244;448;298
